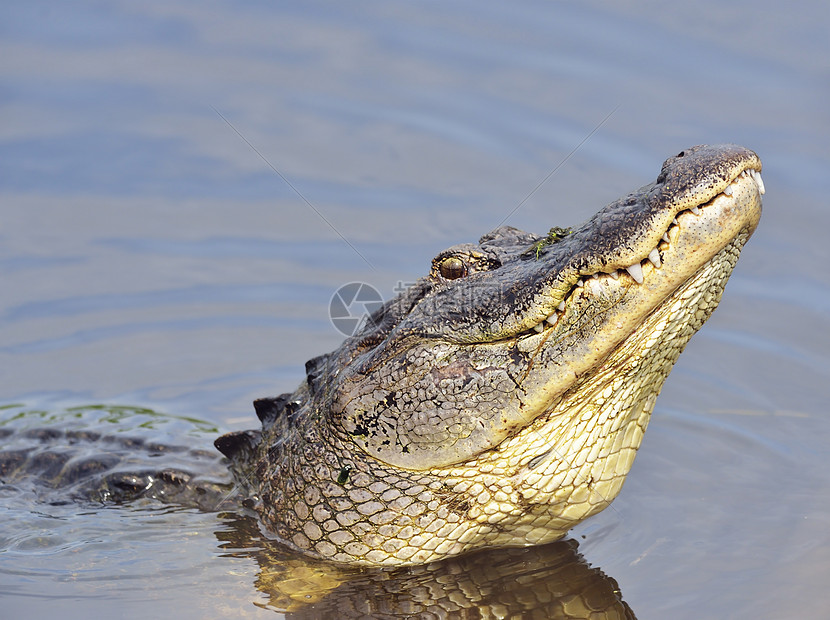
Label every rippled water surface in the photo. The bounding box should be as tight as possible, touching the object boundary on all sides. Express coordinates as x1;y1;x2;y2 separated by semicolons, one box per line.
2;1;829;618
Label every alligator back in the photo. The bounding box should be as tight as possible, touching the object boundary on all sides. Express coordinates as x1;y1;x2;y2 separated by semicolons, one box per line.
0;404;237;511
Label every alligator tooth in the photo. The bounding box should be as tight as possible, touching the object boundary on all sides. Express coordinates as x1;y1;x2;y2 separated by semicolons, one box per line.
752;170;766;195
533;323;544;333
590;273;599;279
557;301;566;312
545;314;560;326
723;184;734;196
673;217;679;226
689;206;701;215
608;270;619;280
576;278;584;287
625;262;644;284
588;278;603;295
648;248;662;268
662;232;670;244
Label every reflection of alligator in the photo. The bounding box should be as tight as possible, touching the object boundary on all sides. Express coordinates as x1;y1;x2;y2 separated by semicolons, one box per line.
215;144;764;566
217;513;636;619
0;146;763;577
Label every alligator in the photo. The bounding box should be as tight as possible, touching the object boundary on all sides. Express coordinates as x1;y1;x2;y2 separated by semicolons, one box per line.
215;143;764;566
1;145;763;572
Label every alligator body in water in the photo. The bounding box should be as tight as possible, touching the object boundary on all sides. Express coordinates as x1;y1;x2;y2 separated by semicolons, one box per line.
2;145;763;571
0;406;235;510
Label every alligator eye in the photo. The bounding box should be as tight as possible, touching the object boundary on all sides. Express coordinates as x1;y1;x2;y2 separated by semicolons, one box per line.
438;256;467;279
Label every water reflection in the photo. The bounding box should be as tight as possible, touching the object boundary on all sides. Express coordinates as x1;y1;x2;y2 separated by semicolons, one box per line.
217;513;636;619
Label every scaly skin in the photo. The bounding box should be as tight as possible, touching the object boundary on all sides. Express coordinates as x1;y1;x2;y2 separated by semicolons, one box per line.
0;407;235;510
216;144;764;566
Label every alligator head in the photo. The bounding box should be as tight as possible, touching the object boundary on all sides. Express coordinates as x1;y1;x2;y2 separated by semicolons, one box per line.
217;144;763;565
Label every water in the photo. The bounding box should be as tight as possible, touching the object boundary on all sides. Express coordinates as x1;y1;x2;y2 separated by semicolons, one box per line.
2;1;829;618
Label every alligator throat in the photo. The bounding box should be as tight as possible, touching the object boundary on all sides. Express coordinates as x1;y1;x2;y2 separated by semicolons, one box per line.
217;144;764;566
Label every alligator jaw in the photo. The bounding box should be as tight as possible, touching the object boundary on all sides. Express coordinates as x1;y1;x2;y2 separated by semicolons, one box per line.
518;162;764;339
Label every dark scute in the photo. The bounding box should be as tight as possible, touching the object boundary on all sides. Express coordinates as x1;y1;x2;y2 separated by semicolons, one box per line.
0;448;32;477
144;442;186;455
22;428;63;442
253;394;291;426
305;353;331;394
29;450;73;479
214;430;261;461
59;454;121;486
65;429;102;443
107;472;147;495
104;435;146;449
158;468;191;485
